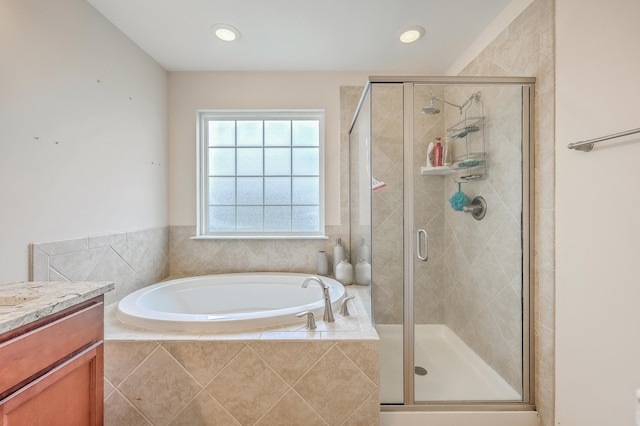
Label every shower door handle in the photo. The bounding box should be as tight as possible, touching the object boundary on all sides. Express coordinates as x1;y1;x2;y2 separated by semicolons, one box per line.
417;228;428;261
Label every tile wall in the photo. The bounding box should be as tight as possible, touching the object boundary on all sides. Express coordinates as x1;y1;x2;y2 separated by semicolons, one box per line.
458;0;556;424
104;339;379;426
438;84;525;392
168;226;348;278
30;227;169;306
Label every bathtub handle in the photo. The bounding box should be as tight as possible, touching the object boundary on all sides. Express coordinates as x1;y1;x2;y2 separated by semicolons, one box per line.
417;228;428;261
296;311;317;330
339;296;355;316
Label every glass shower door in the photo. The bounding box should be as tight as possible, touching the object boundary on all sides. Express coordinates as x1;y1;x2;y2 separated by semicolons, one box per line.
350;77;533;408
367;82;406;404
411;82;530;404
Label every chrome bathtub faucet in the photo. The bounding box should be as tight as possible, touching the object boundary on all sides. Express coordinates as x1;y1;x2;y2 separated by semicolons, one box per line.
301;276;335;322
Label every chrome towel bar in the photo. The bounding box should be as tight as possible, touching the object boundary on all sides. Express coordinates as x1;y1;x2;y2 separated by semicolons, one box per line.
567;127;640;152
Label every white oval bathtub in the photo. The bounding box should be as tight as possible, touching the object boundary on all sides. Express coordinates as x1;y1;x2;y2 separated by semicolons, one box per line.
116;273;345;332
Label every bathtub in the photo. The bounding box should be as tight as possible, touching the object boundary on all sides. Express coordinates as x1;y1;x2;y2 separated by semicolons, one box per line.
116;272;346;332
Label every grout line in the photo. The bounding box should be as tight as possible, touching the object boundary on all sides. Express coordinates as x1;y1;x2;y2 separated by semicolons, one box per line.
112;341;161;389
107;388;154;425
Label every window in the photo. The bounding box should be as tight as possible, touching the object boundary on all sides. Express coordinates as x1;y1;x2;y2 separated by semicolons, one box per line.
196;110;325;238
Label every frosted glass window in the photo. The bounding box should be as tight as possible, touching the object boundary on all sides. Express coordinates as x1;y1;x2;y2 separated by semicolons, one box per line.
209;177;235;205
292;206;319;231
237;148;263;176
237;206;263;231
292;148;319;175
198;110;324;237
237;121;263;146
292;121;319;146
208;121;235;147
209;148;235;176
265;148;291;175
265;206;291;231
209;206;235;231
237;177;263;205
265;177;291;205
292;177;319;205
265;121;291;146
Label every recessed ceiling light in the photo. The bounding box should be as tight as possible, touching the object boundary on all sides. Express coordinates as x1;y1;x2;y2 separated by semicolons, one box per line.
210;23;240;42
398;25;425;43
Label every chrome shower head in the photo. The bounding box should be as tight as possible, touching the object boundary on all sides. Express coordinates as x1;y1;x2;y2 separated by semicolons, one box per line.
422;90;482;115
421;98;440;114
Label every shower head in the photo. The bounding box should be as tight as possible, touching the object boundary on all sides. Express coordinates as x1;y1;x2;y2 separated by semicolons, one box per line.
422;90;482;115
421;98;440;114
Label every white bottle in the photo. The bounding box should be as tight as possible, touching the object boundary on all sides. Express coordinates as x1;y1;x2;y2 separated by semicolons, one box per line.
333;238;345;276
336;260;354;286
426;142;435;168
316;251;329;276
358;238;369;261
354;260;371;286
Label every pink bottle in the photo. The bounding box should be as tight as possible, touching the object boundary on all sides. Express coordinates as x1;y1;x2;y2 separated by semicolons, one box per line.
433;142;443;167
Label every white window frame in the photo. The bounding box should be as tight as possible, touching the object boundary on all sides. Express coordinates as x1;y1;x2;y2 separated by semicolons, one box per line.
195;109;326;239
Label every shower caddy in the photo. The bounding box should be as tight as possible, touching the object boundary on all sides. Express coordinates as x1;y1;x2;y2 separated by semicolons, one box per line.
420;92;487;219
420;92;486;182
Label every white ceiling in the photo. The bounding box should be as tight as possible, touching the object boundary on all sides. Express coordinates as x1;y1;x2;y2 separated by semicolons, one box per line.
87;0;515;73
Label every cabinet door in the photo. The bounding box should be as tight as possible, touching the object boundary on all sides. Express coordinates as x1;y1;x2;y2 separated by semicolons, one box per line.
0;343;103;426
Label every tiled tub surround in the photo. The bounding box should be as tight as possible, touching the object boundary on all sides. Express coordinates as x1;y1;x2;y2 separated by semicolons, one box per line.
169;226;350;279
29;225;351;306
30;227;170;306
103;286;380;426
0;281;114;333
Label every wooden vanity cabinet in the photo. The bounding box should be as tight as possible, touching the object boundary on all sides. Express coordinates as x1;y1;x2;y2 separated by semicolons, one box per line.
0;296;105;426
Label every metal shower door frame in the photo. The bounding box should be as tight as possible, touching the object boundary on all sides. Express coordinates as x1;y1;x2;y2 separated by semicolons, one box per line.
369;76;536;411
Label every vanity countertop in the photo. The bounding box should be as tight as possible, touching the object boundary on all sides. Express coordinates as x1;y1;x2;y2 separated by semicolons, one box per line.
0;281;114;335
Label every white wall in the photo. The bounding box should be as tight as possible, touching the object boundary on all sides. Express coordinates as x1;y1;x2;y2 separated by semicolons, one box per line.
556;1;640;424
168;71;369;227
0;0;168;282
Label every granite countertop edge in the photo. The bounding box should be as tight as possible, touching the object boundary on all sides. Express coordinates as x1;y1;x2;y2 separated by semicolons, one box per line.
0;281;114;335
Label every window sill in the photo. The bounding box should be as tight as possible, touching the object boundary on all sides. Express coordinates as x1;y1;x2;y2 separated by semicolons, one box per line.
190;235;329;240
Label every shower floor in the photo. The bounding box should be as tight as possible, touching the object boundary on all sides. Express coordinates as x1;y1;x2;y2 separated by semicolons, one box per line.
377;324;521;403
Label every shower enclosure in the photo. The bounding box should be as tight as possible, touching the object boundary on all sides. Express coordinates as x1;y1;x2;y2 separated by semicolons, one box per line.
349;77;535;410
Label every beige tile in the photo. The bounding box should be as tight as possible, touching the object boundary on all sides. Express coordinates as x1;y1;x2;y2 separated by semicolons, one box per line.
162;341;245;386
336;342;379;383
104;377;115;400
35;237;88;256
342;390;380;426
170;391;240;426
48;268;68;282
118;346;202;425
89;248;145;305
294;346;376;425
207;346;289;425
104;341;158;386
104;390;151;426
256;390;326;426
49;247;106;281
490;289;522;347
250;341;334;385
29;246;49;281
89;232;127;248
